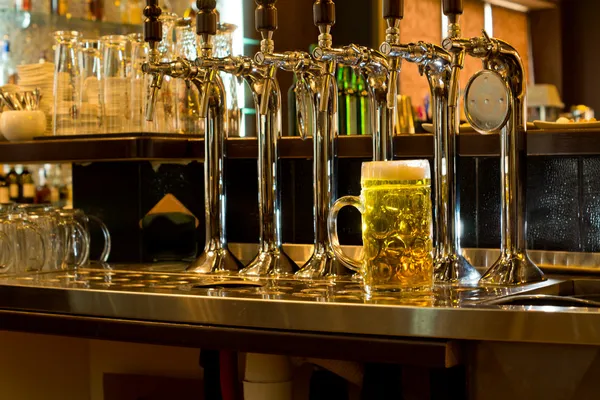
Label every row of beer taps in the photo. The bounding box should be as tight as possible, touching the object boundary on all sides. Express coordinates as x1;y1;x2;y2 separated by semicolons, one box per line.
142;0;546;286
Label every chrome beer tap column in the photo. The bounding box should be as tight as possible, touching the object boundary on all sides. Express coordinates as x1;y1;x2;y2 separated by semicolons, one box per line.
295;0;346;279
235;0;299;276
380;0;480;284
143;0;242;273
442;0;545;285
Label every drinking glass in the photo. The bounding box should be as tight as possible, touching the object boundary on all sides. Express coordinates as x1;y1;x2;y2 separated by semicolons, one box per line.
53;30;82;136
214;23;241;137
328;160;433;295
0;210;45;273
60;209;111;265
78;39;102;134
57;209;90;268
129;33;150;132
17;204;64;271
149;12;177;133
174;18;201;134
101;34;130;133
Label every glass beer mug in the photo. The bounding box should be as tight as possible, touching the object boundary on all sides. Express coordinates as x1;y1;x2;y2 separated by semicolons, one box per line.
328;160;434;295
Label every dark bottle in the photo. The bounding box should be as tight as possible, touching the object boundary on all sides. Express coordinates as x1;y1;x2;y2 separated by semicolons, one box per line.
336;66;347;135
0;173;9;204
36;168;51;204
356;72;370;135
19;167;35;204
287;74;298;137
6;167;19;203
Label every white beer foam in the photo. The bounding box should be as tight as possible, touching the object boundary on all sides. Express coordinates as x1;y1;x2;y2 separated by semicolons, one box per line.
361;160;430;181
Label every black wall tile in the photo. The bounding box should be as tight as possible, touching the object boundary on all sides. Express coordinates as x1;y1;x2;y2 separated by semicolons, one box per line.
526;157;580;251
458;157;477;249
581;157;600;252
476;158;501;248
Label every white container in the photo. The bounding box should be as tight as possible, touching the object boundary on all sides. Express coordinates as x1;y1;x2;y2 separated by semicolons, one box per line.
0;110;46;141
243;381;293;400
244;353;292;383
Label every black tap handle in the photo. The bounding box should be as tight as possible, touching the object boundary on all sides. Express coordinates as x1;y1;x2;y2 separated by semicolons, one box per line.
443;0;463;16
383;0;403;21
196;0;217;36
255;0;277;34
143;0;162;44
313;0;335;29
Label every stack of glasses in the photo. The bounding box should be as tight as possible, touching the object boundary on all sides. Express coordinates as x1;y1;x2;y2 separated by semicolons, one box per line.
42;15;242;137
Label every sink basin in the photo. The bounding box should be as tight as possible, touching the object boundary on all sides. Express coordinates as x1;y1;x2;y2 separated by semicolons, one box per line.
477;279;600;308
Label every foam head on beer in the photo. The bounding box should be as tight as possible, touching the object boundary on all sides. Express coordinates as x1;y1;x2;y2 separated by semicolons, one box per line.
361;160;431;182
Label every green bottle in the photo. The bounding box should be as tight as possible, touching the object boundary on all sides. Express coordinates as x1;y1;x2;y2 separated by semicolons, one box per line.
336;66;347;135
356;72;370;135
342;67;358;135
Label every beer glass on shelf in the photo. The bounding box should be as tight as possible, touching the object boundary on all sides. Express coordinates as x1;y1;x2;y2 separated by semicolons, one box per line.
214;23;241;137
129;33;150;132
174;18;201;134
78;39;102;134
0;210;45;273
328;160;434;295
53;30;82;136
101;35;130;133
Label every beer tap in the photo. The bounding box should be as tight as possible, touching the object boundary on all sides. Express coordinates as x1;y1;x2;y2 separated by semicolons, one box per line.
311;1;392;161
294;0;347;279
143;0;243;273
442;0;545;285
233;0;304;276
380;0;480;285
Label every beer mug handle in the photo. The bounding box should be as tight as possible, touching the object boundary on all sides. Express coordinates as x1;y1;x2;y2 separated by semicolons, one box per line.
88;215;111;262
328;196;363;272
72;220;91;268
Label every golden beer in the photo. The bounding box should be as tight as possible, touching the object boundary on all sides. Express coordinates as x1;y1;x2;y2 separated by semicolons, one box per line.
329;160;433;295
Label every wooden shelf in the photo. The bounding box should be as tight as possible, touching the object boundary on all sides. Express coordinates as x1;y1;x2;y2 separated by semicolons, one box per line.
1;130;599;164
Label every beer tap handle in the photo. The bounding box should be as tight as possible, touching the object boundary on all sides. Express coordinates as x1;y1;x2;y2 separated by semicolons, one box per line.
196;0;217;54
313;0;335;48
443;0;463;17
255;0;277;44
144;0;162;60
383;0;403;26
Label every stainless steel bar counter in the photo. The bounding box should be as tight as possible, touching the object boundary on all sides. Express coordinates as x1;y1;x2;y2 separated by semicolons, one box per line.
0;245;599;361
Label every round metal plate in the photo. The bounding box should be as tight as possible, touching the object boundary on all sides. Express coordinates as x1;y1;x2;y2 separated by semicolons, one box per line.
464;70;511;134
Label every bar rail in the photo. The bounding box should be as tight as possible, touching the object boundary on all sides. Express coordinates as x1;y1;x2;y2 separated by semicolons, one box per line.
1;129;599;163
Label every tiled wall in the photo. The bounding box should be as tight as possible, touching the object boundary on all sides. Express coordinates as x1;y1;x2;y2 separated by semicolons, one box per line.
74;155;600;263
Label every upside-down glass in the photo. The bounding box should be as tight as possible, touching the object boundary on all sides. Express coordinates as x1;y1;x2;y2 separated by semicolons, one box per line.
57;209;91;268
69;208;112;264
214;23;241;137
101;35;130;133
53;31;82;136
17;204;64;271
0;210;45;273
149;12;178;133
129;33;150;132
78;39;102;134
328;160;434;295
174;18;201;134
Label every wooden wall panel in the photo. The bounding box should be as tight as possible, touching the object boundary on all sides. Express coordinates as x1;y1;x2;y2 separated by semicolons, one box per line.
399;0;441;111
397;0;484;116
492;6;531;83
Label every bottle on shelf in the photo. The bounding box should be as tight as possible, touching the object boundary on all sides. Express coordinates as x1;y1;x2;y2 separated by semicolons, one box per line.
0;173;9;204
336;66;347;135
19;166;35;204
6;166;19;203
337;66;359;135
36;166;51;205
356;72;370;135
